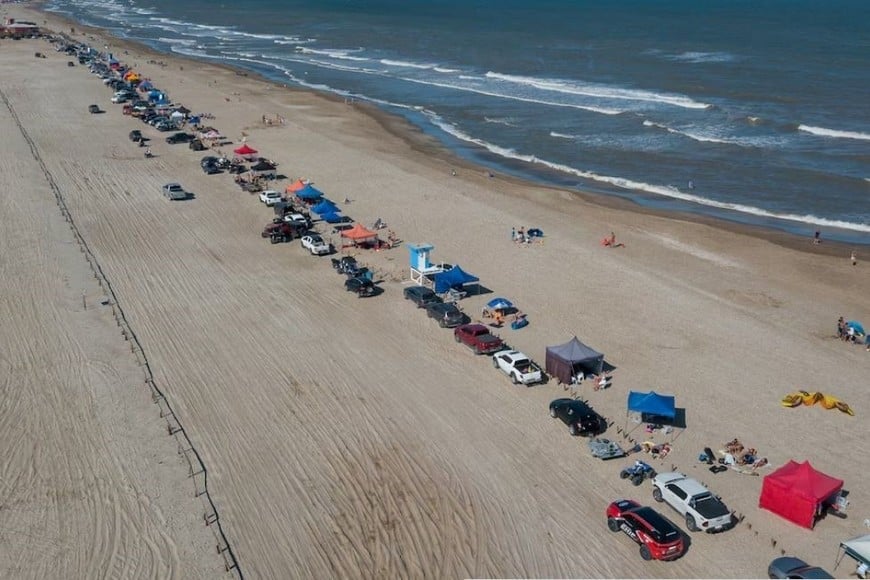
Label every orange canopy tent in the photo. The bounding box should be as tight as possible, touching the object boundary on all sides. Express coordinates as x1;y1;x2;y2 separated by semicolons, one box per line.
285;179;308;193
340;224;378;243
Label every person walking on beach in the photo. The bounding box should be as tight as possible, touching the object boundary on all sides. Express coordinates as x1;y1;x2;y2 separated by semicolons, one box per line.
851;250;857;266
813;230;821;244
511;227;516;241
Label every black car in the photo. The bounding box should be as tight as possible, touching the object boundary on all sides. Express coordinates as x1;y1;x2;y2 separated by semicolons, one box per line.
549;398;605;436
332;256;358;274
202;162;221;175
128;130;143;142
403;286;443;308
87;104;101;114
425;302;466;328
166;132;194;144
345;277;375;297
767;557;834;579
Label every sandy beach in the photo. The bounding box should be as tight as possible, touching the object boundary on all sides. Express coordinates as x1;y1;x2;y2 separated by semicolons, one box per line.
1;6;868;578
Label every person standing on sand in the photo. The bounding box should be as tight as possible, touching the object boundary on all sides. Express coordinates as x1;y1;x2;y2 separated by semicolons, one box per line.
851;250;857;266
511;227;516;241
813;230;821;244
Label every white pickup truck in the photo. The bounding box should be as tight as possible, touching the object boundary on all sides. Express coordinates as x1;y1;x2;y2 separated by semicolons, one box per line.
651;472;733;533
492;350;543;385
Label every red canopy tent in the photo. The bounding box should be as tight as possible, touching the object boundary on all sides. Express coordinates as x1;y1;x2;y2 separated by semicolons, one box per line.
758;460;843;529
233;143;259;159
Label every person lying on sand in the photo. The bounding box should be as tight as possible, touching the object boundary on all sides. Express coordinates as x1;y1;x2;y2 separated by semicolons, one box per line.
601;232;625;248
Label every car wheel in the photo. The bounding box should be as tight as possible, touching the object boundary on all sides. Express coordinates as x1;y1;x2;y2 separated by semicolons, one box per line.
686;514;699;532
569;423;579;436
454;333;461;343
607;518;620;533
511;373;519;385
549;407;556;418
439;320;447;328
619;470;630;480
652;488;663;503
631;474;644;486
639;545;652;561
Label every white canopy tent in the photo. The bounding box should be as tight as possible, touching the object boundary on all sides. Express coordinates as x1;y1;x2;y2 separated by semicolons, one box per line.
837;534;870;577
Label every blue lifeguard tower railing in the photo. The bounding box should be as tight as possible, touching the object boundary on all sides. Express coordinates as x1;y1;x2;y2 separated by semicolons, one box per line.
408;243;448;287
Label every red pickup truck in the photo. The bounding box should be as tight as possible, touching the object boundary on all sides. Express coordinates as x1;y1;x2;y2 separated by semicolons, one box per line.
454;324;504;355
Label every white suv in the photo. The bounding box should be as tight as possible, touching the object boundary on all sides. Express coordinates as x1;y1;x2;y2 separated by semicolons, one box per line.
259;190;282;206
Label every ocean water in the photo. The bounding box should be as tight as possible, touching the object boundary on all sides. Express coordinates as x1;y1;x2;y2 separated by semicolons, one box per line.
45;0;870;243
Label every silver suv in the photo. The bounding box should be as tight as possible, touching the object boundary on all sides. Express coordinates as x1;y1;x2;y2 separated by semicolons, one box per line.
162;183;189;201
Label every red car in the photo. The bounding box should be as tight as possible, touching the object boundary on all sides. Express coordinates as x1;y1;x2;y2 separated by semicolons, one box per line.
606;499;684;561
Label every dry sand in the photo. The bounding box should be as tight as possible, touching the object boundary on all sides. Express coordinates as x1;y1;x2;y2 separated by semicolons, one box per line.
1;7;869;579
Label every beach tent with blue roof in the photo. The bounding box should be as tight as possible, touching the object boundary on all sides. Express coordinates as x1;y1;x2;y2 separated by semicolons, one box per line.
627;391;676;420
321;212;345;224
296;184;324;201
312;199;338;214
434;265;480;294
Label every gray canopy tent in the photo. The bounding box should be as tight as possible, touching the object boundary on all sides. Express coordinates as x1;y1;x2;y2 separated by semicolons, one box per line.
545;336;604;384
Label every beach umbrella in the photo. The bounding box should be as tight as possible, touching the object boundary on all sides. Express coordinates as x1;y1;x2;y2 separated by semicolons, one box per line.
233;143;258;158
486;297;513;311
846;321;865;335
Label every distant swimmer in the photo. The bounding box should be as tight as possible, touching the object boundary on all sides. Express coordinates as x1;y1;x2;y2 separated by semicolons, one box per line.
687;180;695;190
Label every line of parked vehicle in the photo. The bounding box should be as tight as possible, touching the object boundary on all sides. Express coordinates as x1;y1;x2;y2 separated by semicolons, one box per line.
399;280;744;564
76;41;828;576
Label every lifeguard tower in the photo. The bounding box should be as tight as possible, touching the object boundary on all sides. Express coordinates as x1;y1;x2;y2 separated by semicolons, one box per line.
408;243;447;287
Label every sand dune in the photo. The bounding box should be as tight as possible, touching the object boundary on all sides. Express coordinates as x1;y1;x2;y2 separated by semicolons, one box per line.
1;11;869;579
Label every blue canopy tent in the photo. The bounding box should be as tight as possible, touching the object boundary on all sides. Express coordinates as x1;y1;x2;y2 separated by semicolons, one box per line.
627;391;676;420
311;199;338;214
433;265;480;294
321;212;344;224
626;391;681;440
296;184;324;201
